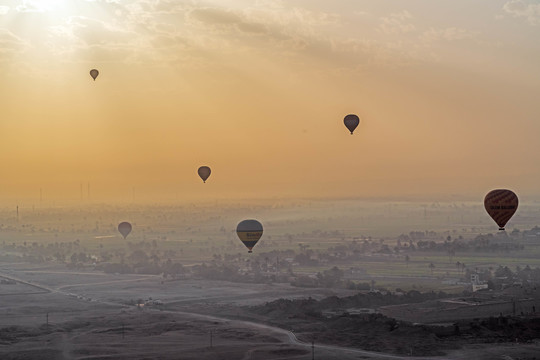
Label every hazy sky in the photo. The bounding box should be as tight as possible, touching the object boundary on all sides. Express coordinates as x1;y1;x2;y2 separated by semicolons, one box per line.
1;0;539;203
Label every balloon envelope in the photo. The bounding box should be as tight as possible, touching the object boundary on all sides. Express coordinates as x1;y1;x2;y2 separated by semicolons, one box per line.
484;189;518;230
90;69;99;81
198;166;211;183
343;114;360;134
236;219;263;253
118;222;132;239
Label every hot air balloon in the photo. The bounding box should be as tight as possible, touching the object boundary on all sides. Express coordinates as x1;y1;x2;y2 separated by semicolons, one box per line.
198;166;211;183
118;221;132;239
90;69;99;81
484;189;518;231
236;219;263;253
343;114;360;135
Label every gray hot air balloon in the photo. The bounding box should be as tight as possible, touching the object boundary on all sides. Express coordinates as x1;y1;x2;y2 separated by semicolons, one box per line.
90;69;99;81
343;114;360;135
118;222;132;239
198;166;211;183
236;219;263;253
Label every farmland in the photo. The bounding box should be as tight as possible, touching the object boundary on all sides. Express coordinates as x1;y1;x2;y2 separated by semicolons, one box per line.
1;198;540;358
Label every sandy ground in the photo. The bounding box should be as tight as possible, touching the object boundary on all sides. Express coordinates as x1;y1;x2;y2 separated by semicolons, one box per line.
1;262;539;360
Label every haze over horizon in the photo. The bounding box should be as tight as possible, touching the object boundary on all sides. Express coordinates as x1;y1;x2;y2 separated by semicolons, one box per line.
1;0;539;203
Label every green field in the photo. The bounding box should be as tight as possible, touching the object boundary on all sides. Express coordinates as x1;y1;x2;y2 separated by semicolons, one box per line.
1;199;539;293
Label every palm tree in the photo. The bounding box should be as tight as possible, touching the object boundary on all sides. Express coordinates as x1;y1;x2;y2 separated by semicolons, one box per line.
448;248;455;262
429;262;435;275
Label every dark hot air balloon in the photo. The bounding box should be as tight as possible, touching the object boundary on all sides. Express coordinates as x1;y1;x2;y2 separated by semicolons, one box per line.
343;114;360;134
198;166;211;183
484;189;518;231
90;69;99;81
236;219;263;253
118;221;132;239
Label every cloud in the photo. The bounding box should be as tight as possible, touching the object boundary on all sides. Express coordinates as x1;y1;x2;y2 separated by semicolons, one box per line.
42;14;148;64
421;27;475;43
76;44;139;63
15;1;46;13
379;10;416;34
186;5;337;41
0;29;28;60
503;0;540;25
2;1;478;71
68;17;135;45
174;5;425;70
148;0;190;14
189;8;268;35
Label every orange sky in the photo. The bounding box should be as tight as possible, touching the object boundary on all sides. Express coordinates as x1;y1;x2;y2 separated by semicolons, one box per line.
1;0;539;204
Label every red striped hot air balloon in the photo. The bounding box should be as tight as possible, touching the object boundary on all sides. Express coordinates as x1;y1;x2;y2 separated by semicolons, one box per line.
484;189;518;231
